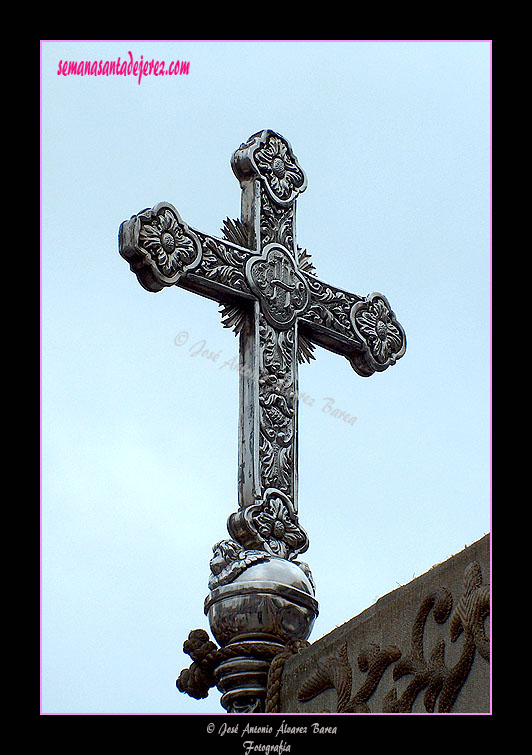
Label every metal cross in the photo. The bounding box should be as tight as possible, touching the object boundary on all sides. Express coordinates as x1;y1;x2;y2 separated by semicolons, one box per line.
119;130;406;711
120;129;405;560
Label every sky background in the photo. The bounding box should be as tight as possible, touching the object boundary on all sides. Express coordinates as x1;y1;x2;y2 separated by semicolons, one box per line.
41;40;491;715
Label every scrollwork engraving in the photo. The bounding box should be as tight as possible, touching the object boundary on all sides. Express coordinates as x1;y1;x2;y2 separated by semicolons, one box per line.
196;235;249;292
258;316;297;497
260;187;295;249
303;277;363;342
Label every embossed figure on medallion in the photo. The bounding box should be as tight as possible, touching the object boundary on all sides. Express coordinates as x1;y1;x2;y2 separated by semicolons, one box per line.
207;539;270;590
246;244;310;329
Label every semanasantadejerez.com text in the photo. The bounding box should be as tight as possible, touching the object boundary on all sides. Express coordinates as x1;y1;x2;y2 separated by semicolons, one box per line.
57;51;190;84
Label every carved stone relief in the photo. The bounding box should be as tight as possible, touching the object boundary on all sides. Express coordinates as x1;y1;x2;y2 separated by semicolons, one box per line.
296;560;490;713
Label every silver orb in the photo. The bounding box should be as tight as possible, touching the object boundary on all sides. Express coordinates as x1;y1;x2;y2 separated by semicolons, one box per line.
204;555;318;648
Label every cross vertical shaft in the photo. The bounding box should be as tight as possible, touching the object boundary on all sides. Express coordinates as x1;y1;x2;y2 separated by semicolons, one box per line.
229;135;308;559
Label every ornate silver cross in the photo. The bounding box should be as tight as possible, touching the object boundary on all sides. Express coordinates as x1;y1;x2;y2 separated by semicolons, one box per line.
119;130;406;712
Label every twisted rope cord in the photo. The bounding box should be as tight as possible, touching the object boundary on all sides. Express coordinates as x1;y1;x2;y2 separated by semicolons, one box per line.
264;640;310;712
176;629;308;709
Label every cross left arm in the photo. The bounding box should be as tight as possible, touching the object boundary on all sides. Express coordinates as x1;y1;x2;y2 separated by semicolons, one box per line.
119;201;256;307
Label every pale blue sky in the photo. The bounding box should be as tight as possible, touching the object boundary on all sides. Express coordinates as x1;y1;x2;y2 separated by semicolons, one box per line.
41;40;491;714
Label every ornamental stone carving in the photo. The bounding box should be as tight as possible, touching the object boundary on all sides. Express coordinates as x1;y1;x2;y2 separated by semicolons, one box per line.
449;560;490;662
298;642;401;713
296;559;490;714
